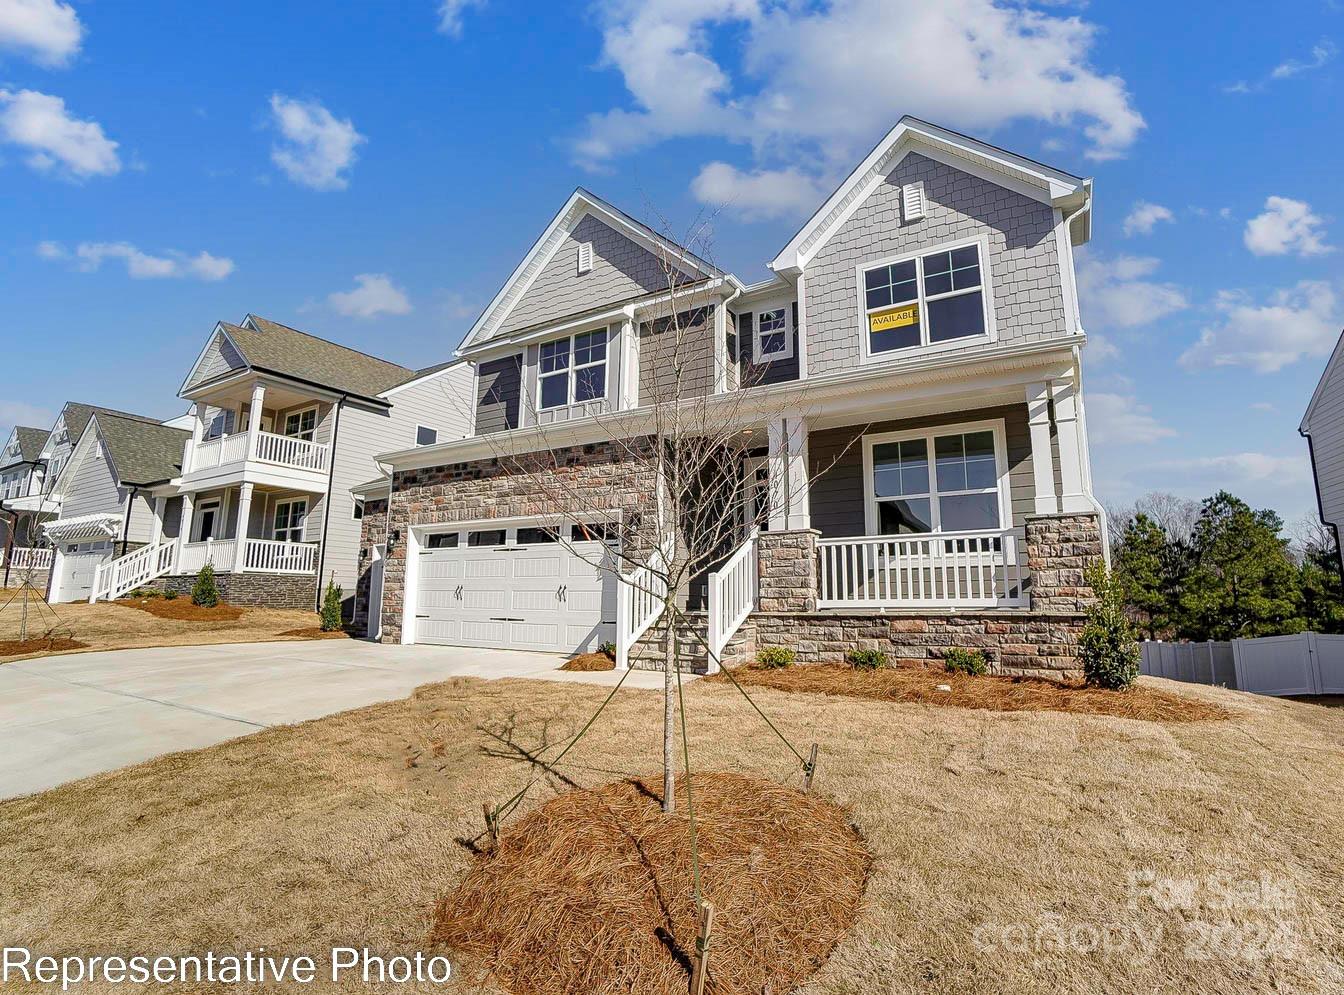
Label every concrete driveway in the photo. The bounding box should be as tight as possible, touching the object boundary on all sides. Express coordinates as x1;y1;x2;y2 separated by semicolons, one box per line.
0;640;669;800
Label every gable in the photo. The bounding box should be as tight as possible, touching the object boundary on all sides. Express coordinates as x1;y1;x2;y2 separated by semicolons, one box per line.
185;328;248;391
497;213;690;336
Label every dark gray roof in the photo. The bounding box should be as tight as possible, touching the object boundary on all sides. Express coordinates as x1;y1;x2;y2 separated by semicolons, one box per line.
383;358;465;390
220;316;416;400
1;426;48;469
62;402;162;443
94;413;189;486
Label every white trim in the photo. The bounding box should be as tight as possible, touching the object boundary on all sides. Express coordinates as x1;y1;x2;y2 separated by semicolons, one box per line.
795;272;808;380
753;305;795;363
177;323;247;397
414;424;439;447
1053;207;1082;335
272;496;308;543
281;405;319;442
1025;382;1059;515
1302;328;1344;432
352;497;365;521
856;235;996;365
192;498;222;543
860;418;1010;536
378;359;468;399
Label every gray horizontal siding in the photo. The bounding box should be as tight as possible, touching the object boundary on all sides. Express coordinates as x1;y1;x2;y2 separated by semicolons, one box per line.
1309;364;1344;528
808;404;1037;538
638;305;716;403
475;355;522;435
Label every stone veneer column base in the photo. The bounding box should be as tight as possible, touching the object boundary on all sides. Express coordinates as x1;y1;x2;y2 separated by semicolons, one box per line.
755;529;820;613
155;572;318;610
1024;512;1104;612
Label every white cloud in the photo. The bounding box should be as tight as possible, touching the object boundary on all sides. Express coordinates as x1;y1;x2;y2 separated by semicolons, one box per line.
1086;334;1119;363
39;240;235;280
1250;401;1278;413
1086;391;1176;445
1243;196;1332;257
1179;281;1339;373
1122;201;1173;237
1271;38;1336;79
437;0;485;36
268;94;365;191
1165;452;1311;486
0;0;82;67
578;0;1144;188
1074;250;1188;331
328;273;412;318
690;161;829;221
0;88;118;178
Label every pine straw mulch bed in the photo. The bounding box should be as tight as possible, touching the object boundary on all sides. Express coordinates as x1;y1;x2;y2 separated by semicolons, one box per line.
432;771;871;995
114;597;245;622
0;635;87;657
712;663;1232;723
559;651;616;672
276;627;351;640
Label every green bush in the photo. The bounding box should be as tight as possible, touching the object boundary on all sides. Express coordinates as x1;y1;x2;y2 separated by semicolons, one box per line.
191;563;219;608
597;640;617;660
943;647;988;676
846;648;889;670
1080;563;1141;690
128;587;161;599
757;646;795;669
163;590;178;601
320;577;344;632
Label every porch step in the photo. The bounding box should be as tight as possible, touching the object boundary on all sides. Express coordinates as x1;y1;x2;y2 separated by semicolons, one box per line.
630;612;757;675
91;540;175;603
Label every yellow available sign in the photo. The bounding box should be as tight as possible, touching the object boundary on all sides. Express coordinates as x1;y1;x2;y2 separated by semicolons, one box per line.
868;303;919;334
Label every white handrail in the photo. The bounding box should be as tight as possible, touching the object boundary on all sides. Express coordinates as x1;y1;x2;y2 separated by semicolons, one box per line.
91;540;176;602
707;532;758;673
243;538;319;574
9;547;54;571
254;431;329;471
615;536;673;670
177;538;236;576
817;528;1028;609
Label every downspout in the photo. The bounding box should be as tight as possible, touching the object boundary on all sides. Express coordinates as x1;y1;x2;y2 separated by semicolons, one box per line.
119;486;139;558
313;394;346;611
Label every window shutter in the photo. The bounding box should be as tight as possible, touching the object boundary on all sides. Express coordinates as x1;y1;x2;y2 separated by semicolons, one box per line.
739;311;753;362
577;241;593;274
902;181;925;222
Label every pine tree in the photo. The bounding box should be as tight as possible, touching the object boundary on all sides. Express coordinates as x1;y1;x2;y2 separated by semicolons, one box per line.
320;576;344;632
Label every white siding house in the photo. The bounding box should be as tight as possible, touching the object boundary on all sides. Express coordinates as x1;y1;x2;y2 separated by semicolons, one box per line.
1301;328;1344;569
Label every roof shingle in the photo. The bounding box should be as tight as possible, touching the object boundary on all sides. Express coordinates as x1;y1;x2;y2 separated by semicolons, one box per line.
93;413;189;486
219;316;416;400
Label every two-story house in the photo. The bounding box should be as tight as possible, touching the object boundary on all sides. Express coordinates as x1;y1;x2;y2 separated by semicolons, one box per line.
359;118;1107;677
0;425;51;578
78;315;474;611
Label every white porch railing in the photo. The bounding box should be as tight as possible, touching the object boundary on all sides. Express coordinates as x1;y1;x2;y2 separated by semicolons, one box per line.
707;532;758;673
615;538;672;670
8;546;54;571
817;528;1028;609
91;541;175;603
243;538;319;574
189;432;249;472
176;538;237;575
254;431;329;472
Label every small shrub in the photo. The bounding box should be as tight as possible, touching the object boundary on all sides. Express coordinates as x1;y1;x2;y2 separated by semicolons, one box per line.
597;640;617;660
320;577;344;632
757;646;795;669
943;647;988;676
1080;563;1141;690
191;563;219;608
128;587;161;599
846;648;889;670
163;590;179;601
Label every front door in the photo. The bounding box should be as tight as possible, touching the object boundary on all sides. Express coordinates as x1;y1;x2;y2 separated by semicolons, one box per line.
194;500;221;542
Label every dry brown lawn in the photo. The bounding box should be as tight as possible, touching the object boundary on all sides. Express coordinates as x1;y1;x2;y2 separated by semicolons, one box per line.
2;675;1341;994
0;597;328;663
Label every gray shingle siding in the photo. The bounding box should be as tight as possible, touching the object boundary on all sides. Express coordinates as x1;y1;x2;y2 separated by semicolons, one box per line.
499;214;684;336
475;355;522;434
805;153;1068;376
186;332;246;390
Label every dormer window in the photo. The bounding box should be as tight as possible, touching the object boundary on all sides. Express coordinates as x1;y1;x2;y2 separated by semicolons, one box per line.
539;330;608;410
754;307;793;361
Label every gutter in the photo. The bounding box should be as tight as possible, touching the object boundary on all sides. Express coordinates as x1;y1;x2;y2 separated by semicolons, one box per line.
313;393;346;611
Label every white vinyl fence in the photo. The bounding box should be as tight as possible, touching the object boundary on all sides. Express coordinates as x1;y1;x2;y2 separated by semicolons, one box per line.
1141;633;1344;697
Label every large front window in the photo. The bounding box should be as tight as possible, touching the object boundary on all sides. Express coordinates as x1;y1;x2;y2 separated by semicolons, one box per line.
539;330;607;410
867;426;1002;534
863;240;989;356
273;498;307;543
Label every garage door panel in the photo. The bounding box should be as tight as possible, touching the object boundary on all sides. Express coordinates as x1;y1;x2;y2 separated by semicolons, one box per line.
566;590;603;613
420;559;463;580
510;622;561;648
418;618;462;642
461;620;507;643
465;560;508;578
512;590;558;611
514;555;561;578
418;589;457;610
463;589;507;611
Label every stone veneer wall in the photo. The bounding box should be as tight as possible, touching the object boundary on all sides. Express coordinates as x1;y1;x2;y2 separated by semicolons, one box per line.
380;441;658;643
352;497;389;636
156;572;318;610
1024;513;1104;612
756;530;820;612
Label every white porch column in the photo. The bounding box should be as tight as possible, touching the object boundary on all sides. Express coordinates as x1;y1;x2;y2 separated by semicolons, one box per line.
1050;378;1091;513
182;402;205;474
767;416;811;531
175;492;194;570
619;311;639;409
1026;382;1059;515
246;382;266;459
233;482;254;572
149;495;167;545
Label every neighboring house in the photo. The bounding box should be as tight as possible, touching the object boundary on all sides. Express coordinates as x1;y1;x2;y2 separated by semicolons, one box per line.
358;117;1108;676
43;411;189;603
0;425;51;555
1300;327;1344;573
82;315;473;611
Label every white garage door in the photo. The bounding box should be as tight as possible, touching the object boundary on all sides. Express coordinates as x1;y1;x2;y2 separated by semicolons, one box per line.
55;542;112;603
415;524;616;653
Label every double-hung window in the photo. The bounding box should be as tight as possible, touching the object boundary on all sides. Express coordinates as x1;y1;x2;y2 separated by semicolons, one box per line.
866;425;1003;535
862;240;989;357
273;498;307;543
283;408;317;441
538;330;608;409
754;307;792;361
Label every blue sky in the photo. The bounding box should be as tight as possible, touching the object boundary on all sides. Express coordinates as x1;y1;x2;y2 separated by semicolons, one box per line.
0;0;1340;526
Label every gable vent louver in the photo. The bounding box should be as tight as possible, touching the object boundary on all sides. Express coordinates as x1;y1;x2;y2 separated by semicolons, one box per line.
902;181;926;222
577;241;593;275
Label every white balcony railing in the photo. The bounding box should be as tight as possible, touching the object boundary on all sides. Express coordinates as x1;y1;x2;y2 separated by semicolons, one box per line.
8;546;54;571
176;538;237;575
817;528;1028;609
185;431;328;476
243;538;319;574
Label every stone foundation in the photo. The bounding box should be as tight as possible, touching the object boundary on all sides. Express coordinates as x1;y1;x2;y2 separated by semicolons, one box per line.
752;610;1088;679
1025;512;1103;612
352;498;389;636
630;613;756;675
155;572;318;611
756;530;819;612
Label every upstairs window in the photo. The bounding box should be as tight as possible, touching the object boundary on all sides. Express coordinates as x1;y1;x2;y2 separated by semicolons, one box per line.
415;425;438;446
862;240;990;357
754;307;792;361
283;408;316;441
539;330;608;410
866;424;1003;535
